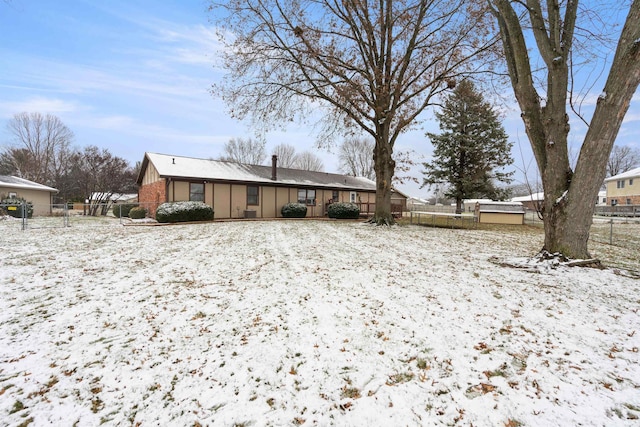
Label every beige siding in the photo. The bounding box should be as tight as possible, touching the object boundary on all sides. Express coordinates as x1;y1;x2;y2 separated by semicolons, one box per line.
261;186;276;218
606;178;639;201
156;178;379;219
142;162;160;185
230;184;246;218
170;181;190;202
479;212;524;225
213;183;231;218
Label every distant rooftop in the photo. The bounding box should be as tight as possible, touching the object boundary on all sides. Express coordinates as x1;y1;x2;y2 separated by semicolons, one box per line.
604;166;640;182
0;175;58;193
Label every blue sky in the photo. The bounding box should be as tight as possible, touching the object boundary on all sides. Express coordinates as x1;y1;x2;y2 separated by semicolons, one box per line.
0;0;638;198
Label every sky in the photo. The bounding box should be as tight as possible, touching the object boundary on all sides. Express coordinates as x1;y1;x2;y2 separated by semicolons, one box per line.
0;0;639;198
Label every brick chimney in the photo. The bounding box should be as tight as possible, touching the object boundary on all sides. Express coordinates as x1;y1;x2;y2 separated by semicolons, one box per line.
271;155;278;180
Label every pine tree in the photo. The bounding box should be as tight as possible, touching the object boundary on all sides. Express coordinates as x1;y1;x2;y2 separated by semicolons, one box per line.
422;81;514;214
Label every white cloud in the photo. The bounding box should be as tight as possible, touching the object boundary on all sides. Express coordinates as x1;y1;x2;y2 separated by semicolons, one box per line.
0;96;79;118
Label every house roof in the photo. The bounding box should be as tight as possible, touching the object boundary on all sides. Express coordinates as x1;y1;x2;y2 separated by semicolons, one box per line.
604;166;640;182
0;175;58;193
138;152;380;192
511;192;544;202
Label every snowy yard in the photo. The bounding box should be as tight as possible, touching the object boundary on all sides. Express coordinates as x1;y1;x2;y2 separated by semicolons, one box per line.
0;219;639;426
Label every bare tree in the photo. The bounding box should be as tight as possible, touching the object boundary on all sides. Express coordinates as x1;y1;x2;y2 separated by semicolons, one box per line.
218;137;267;165
210;0;496;225
489;0;640;259
272;143;298;168
293;151;324;172
339;138;375;180
607;144;640;177
4;112;74;185
71;146;137;216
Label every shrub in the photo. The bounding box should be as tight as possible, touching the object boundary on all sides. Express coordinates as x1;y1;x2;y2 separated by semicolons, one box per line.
155;201;214;223
112;203;137;217
0;197;33;218
327;202;360;219
281;202;307;218
129;207;147;219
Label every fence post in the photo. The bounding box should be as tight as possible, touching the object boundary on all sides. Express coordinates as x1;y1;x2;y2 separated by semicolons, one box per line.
64;202;70;227
609;219;613;245
21;201;27;231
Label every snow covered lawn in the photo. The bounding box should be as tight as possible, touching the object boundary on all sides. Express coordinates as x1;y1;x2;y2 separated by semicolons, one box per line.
0;219;639;426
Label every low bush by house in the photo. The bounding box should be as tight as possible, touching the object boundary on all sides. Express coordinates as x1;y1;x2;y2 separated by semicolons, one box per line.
0;197;33;218
281;203;307;218
327;202;360;219
112;203;137;218
155;202;214;223
129;207;147;219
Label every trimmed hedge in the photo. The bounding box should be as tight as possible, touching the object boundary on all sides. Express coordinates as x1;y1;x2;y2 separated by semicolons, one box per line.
327;202;360;219
281;202;307;218
112;203;137;218
155;201;214;223
129;207;147;219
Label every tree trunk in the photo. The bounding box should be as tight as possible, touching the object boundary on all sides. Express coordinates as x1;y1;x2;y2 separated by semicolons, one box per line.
492;0;640;260
371;129;396;225
455;198;463;215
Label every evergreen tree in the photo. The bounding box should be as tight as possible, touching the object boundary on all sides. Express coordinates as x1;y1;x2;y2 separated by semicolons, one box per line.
422;80;514;214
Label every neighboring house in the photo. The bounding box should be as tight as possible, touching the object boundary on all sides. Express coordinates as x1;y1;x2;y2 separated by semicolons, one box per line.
406;197;429;211
136;152;407;219
512;190;608;210
88;192;139;216
604;167;640;206
461;198;494;213
475;201;526;225
89;192;138;204
0;175;58;216
511;192;544;211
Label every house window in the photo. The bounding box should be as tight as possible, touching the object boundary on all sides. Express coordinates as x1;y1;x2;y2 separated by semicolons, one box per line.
247;185;259;205
617;180;625;189
627;198;632;205
190;183;204;201
8;192;17;199
298;189;316;206
350;192;357;203
611;199;618;206
332;190;339;202
630;179;634;186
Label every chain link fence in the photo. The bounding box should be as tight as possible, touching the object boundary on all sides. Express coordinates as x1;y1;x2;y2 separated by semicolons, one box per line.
0;201;160;230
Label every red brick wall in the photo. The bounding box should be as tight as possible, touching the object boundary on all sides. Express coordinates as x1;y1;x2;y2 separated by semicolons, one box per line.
609;194;640;206
139;180;166;218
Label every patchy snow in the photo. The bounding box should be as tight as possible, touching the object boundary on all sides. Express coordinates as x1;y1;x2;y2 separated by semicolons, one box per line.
1;220;639;426
599;92;608;101
556;190;568;205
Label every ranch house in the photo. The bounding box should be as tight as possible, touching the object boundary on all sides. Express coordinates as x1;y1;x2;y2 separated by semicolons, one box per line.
136;152;407;219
